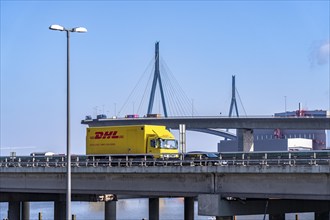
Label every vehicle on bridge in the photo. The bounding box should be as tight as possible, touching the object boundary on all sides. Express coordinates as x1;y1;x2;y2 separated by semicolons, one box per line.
185;151;228;166
185;151;218;160
145;113;162;118
125;114;139;118
30;152;56;157
86;125;179;158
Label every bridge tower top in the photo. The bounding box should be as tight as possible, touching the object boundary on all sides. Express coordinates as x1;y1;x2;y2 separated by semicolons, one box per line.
229;75;239;117
147;42;168;117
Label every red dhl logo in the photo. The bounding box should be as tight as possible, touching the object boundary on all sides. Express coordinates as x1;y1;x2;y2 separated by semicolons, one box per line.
92;131;123;139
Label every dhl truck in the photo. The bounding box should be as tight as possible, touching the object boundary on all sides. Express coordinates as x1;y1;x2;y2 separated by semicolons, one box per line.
86;125;179;157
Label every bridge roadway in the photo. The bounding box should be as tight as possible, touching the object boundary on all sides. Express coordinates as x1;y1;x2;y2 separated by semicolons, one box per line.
1;164;329;200
81;116;330;130
1;153;330;219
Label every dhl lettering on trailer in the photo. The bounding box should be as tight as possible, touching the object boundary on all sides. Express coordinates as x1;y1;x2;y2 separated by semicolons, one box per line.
92;131;124;139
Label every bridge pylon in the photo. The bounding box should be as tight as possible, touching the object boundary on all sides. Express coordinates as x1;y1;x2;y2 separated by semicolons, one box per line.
147;42;168;117
228;75;239;117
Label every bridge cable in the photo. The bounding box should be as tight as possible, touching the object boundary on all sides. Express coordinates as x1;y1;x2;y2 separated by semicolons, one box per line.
160;72;177;115
235;87;247;116
161;62;185;116
162;63;188;116
137;65;155;115
161;57;199;116
117;56;154;116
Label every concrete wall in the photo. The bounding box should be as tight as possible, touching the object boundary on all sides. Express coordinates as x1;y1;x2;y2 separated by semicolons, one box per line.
254;139;288;151
219;138;313;152
218;140;238;152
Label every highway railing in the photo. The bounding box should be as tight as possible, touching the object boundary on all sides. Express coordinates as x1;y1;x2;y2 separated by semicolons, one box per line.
0;151;329;168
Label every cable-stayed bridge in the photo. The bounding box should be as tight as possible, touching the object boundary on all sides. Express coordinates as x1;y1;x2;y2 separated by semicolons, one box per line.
83;42;330;152
93;42;248;139
116;42;197;118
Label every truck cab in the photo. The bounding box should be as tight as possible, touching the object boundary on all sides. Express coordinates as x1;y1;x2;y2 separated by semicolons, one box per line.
148;137;178;158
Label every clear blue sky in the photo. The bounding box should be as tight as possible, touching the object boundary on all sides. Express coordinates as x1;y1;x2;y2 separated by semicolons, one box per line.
1;1;329;155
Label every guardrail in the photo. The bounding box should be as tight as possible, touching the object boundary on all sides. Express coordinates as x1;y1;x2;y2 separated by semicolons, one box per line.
1;151;329;168
85;115;330;120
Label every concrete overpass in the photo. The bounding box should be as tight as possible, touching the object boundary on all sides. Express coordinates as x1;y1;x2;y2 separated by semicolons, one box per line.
81;116;330;130
1;161;330;219
1;165;329;199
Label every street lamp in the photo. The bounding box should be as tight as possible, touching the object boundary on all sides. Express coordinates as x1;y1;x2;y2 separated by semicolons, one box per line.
49;24;87;220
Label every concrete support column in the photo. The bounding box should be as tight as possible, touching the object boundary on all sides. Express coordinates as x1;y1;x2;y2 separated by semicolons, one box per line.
8;201;21;220
179;124;186;153
269;214;285;220
216;217;233;220
184;197;194;220
54;201;66;220
315;212;330;220
149;198;159;220
22;201;30;220
105;201;117;220
237;128;254;152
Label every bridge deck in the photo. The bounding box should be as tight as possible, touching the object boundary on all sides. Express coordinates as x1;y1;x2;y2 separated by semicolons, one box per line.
81;117;330;129
1;165;329;200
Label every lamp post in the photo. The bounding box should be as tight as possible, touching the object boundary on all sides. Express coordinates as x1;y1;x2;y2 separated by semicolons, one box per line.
49;24;87;220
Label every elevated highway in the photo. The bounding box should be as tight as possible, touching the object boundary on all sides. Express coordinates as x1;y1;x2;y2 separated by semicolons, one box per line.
1;152;330;219
1;165;329;200
81;116;330;130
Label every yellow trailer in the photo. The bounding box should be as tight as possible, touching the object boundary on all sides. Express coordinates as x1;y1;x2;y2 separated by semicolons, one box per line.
86;125;178;157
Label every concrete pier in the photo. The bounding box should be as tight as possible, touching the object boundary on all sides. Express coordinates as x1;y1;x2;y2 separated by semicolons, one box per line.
22;201;30;220
216;217;234;220
8;201;20;220
269;214;285;220
184;197;194;220
237;128;254;152
105;200;117;220
8;201;31;220
54;201;66;220
149;198;159;220
315;212;330;220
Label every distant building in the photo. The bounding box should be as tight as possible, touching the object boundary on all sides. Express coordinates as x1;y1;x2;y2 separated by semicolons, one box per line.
218;109;329;152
